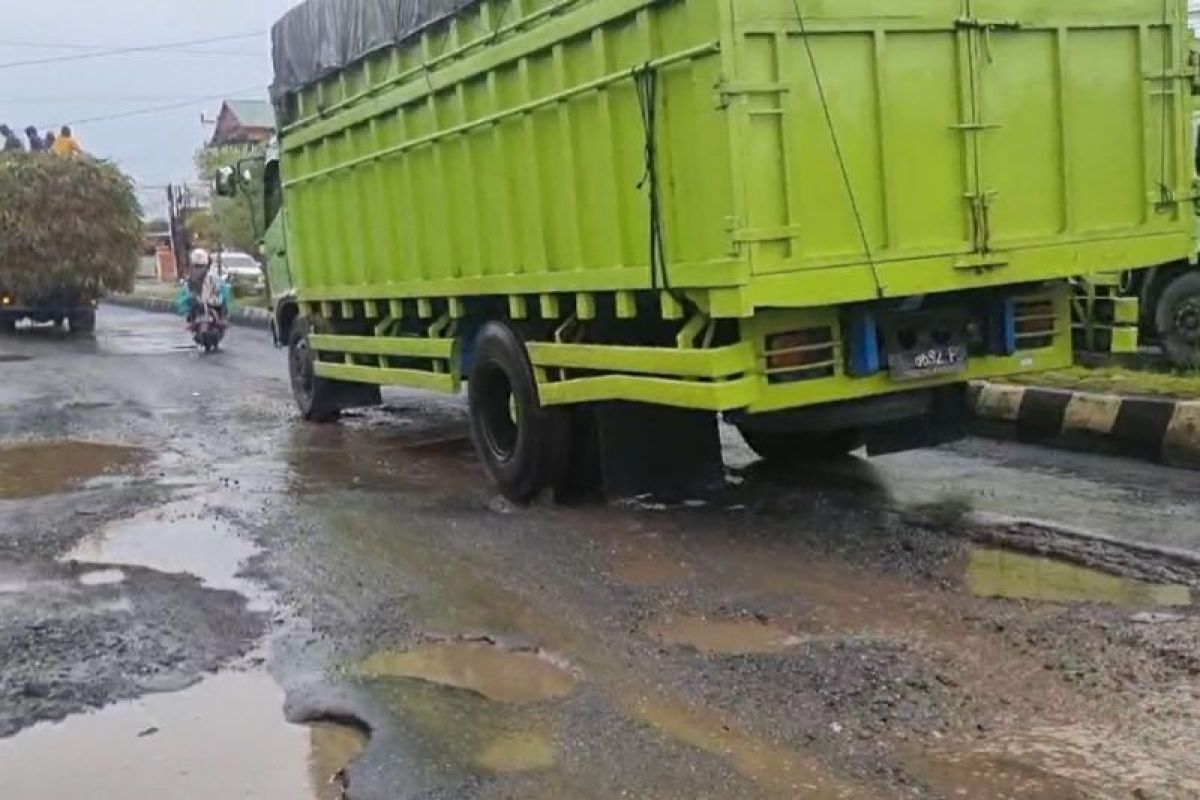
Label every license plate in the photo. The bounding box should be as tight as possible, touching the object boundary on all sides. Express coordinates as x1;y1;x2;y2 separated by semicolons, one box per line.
889;344;968;380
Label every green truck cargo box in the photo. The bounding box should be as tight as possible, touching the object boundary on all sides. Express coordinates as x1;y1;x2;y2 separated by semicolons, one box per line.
264;0;1198;499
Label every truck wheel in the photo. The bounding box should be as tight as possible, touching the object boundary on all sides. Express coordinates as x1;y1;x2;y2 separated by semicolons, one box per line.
0;318;15;335
738;427;865;464
288;324;341;423
468;322;560;503
1156;272;1200;368
68;309;96;336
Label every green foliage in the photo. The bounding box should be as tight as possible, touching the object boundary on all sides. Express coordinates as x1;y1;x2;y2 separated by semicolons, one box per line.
195;145;265;254
0;153;142;299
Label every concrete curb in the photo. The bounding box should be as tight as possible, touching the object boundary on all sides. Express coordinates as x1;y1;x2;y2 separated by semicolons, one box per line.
968;380;1200;471
104;294;272;331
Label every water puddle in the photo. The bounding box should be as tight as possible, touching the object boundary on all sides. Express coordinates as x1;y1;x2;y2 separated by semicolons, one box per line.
606;530;692;587
63;506;266;607
912;750;1091;799
0;671;362;800
308;721;369;799
0;440;147;499
967;548;1192;608
620;692;870;799
356;641;578;704
78;568;127;587
475;731;557;773
646;614;805;655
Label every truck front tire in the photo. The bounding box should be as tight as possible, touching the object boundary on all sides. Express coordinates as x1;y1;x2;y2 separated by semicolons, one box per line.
1155;271;1200;369
738;427;865;464
468;322;563;504
288;324;342;423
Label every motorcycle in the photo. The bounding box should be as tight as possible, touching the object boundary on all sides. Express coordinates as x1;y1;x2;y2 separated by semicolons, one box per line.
189;303;227;353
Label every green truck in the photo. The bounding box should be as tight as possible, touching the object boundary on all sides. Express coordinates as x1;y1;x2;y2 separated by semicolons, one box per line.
254;0;1198;500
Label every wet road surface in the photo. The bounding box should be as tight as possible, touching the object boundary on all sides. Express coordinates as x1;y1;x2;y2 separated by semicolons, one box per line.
0;306;1197;799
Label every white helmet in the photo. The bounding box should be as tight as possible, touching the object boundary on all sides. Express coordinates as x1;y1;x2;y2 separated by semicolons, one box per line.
189;248;210;267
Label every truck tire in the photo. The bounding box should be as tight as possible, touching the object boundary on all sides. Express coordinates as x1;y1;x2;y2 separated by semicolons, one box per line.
288;324;342;423
1155;271;1200;368
738;427;865;464
0;317;15;335
468;322;561;503
68;309;96;336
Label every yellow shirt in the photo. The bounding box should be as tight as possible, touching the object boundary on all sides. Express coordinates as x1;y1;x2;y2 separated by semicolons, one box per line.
51;135;82;156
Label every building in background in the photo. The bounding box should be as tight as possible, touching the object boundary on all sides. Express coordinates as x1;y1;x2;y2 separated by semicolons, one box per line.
209;100;276;148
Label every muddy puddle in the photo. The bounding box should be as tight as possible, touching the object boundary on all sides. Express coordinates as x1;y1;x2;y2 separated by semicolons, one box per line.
356;641;578;704
0;671;364;800
646;614;805;655
967;548;1192;608
0;440;147;499
911;750;1092;799
63;505;267;608
475;730;557;772
620;692;870;799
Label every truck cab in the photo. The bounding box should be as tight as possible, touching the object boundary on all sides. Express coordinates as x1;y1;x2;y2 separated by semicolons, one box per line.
215;141;300;348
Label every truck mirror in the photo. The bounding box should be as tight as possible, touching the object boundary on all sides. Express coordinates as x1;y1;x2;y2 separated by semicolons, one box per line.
214;166;237;198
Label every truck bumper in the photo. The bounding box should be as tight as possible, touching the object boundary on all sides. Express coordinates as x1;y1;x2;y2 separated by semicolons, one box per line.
532;285;1073;414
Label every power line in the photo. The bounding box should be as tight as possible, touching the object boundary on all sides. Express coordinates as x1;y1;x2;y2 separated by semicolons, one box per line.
0;32;265;71
47;87;264;128
0;40;263;58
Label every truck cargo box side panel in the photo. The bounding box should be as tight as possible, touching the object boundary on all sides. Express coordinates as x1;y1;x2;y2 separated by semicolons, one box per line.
281;0;736;300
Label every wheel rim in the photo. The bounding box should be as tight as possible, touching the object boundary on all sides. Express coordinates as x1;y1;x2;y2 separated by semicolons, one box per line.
476;363;520;463
290;335;315;405
1174;297;1200;344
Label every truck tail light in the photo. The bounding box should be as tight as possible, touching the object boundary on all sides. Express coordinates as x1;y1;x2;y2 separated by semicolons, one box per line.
765;327;836;383
1014;299;1056;350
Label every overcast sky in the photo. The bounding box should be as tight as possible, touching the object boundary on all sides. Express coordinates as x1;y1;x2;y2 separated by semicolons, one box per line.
1;0;302;206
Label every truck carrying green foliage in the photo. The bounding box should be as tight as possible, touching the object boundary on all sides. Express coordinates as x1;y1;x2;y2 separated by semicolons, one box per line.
0;154;142;302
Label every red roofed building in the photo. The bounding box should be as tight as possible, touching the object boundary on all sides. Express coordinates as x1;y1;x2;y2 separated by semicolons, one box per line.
209;100;275;147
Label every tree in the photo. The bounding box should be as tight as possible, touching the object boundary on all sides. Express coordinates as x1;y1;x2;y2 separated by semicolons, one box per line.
194;145;265;255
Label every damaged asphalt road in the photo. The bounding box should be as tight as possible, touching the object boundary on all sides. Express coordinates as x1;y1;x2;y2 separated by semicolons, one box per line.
0;306;1198;799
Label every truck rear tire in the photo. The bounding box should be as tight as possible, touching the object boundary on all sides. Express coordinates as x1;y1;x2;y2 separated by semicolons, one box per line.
0;318;15;335
288;324;342;423
468;322;562;504
738;427;865;464
1155;271;1200;369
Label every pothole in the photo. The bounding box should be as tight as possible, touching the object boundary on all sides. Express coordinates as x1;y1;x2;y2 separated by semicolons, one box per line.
62;505;267;608
646;614;806;655
967;548;1192;608
355;640;579;703
0;440;148;499
0;354;31;363
307;720;369;800
475;731;557;773
620;691;872;798
0;670;364;800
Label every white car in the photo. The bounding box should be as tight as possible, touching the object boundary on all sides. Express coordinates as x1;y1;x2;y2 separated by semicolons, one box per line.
216;251;266;293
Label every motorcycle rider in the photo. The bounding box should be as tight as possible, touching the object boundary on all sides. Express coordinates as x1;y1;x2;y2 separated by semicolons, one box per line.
186;248;228;324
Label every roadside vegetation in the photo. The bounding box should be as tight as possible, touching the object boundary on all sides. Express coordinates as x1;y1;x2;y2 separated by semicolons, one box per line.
1008;364;1200;400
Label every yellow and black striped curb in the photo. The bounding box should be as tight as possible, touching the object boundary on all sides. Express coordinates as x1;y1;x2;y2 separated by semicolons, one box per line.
104;295;272;331
968;381;1200;471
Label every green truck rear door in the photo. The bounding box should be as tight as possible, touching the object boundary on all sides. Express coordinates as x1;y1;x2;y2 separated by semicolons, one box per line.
972;0;1191;251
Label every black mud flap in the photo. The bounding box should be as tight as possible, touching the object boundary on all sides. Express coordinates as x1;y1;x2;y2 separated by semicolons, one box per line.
555;402;724;502
336;382;382;409
864;385;968;457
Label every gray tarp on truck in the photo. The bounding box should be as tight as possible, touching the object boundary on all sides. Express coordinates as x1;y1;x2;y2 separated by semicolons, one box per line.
271;0;479;102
